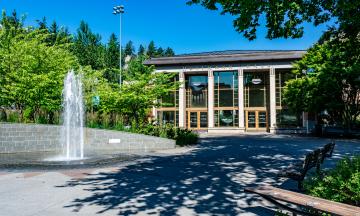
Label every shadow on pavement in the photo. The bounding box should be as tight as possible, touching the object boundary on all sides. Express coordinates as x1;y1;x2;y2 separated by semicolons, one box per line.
57;135;360;215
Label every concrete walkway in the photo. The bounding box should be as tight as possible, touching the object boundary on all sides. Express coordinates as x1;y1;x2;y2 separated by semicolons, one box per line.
1;134;359;216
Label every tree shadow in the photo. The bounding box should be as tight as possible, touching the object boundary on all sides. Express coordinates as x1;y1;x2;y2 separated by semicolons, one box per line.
57;135;360;215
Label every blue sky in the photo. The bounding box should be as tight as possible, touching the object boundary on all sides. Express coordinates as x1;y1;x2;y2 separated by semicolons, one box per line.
1;0;331;54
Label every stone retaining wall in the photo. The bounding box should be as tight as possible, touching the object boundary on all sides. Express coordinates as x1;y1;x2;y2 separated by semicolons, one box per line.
0;123;175;153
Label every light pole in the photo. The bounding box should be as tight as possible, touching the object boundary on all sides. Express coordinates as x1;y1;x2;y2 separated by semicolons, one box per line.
113;5;124;87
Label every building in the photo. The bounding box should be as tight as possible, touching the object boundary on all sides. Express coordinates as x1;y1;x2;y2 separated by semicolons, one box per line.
144;50;309;133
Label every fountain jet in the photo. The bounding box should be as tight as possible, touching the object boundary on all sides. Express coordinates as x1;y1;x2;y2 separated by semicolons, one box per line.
61;70;84;160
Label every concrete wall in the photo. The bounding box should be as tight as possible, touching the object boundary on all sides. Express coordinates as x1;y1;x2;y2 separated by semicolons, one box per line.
0;123;175;153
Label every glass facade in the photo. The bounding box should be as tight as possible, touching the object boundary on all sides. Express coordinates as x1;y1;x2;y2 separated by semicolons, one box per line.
214;71;239;127
215;110;239;127
276;109;301;128
186;75;208;108
157;75;179;127
275;70;295;107
155;68;302;130
159;76;179;108
157;111;178;127
244;72;269;108
275;70;301;127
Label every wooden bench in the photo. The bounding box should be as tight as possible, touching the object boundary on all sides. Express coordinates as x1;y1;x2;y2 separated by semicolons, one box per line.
278;142;335;190
245;186;360;216
319;142;335;164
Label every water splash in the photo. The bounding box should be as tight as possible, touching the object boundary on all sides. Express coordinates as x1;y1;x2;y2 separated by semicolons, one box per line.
61;70;84;160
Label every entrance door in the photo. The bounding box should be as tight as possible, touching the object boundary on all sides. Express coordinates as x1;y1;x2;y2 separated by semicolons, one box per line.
188;111;208;130
246;110;268;131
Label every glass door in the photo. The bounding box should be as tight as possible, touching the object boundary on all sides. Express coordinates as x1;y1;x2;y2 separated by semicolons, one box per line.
189;112;198;129
246;110;268;131
247;111;256;129
187;111;208;129
199;112;208;128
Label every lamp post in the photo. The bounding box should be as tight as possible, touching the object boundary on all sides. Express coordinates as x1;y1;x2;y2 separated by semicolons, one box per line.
113;5;124;87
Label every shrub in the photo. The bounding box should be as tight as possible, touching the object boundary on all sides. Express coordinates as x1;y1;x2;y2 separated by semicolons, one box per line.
175;128;198;146
135;124;198;146
304;156;360;206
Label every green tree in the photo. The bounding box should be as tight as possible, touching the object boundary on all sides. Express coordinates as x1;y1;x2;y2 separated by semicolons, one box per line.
72;21;105;70
147;40;156;57
156;47;164;57
284;35;360;130
36;17;47;30
188;0;360;40
120;56;179;125
0;16;78;123
104;33;120;83
164;47;175;57
138;44;146;56
124;40;135;57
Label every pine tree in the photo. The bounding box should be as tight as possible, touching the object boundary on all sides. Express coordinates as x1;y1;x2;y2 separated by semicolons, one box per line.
156;47;164;57
164;47;175;57
57;26;72;44
103;33;120;83
147;41;156;58
105;33;120;68
124;40;135;57
72;21;105;70
138;45;146;56
48;21;59;45
36;17;47;30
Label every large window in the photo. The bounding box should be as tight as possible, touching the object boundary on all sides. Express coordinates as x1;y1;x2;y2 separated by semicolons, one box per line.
159;75;179;108
244;72;269;108
214;71;239;127
186;75;208;108
275;70;301;128
157;75;179;127
276;109;301;128
276;70;295;107
160;91;179;108
157;111;178;127
214;110;239;127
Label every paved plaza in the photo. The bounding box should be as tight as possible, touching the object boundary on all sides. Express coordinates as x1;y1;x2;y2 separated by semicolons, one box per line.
1;134;359;216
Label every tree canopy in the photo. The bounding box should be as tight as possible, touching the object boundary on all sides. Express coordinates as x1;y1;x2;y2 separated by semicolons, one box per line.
188;0;360;40
284;34;360;129
0;10;178;127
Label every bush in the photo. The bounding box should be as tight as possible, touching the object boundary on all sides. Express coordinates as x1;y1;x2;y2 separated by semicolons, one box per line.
175;128;198;146
304;156;360;206
135;124;198;146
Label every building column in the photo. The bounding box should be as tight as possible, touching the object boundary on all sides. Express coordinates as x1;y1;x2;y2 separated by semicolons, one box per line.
238;68;245;132
269;67;277;133
208;70;214;128
178;71;186;128
152;104;157;119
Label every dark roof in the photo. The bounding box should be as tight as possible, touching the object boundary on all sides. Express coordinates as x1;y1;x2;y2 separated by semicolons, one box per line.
144;50;306;66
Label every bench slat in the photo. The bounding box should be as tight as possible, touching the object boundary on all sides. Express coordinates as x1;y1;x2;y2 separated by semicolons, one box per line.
245;186;360;216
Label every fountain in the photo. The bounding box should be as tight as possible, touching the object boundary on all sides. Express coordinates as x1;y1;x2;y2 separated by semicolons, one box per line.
61;70;85;160
0;70;175;171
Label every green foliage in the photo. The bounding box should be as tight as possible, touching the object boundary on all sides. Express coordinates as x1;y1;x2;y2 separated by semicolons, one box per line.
147;40;157;58
120;56;179;126
164;47;175;57
72;21;105;70
138;45;146;56
0;10;180;142
124;40;135;57
284;35;360;129
0;11;78;123
304;156;360;207
188;0;360;40
174;128;198;146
